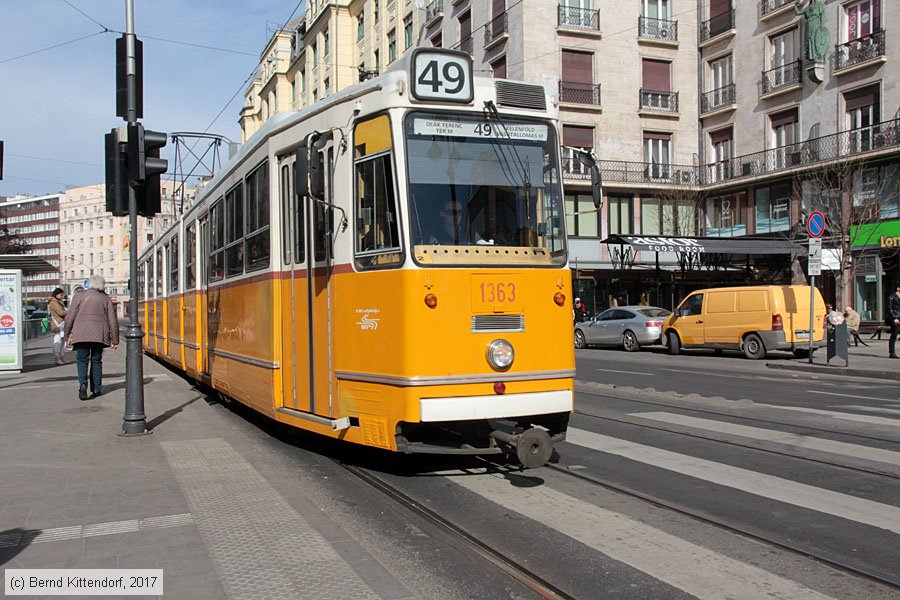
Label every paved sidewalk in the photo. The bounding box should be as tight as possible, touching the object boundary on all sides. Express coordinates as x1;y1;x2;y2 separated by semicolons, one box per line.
766;337;900;381
0;336;411;599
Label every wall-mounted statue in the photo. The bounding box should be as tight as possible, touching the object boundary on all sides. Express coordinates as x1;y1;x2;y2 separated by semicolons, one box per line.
795;0;830;64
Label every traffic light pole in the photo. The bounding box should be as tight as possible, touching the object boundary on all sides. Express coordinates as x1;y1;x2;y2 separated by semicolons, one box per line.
120;0;148;436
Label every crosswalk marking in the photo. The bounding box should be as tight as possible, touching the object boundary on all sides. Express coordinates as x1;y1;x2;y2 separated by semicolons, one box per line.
449;470;835;600
750;402;900;427
833;405;900;417
565;427;900;534
631;411;900;466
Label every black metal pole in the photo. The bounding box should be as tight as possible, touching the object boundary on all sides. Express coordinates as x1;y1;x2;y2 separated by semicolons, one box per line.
121;0;148;435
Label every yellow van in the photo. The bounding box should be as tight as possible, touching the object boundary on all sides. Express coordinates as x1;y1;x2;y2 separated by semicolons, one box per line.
663;285;826;359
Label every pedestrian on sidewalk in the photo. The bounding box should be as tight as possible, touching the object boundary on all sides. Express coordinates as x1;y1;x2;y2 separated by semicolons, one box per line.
888;285;900;359
573;298;587;324
825;304;844;329
842;305;867;347
65;275;119;400
47;288;68;364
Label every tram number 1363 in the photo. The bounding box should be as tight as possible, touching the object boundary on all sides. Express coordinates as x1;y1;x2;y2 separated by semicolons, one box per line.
410;49;473;103
479;282;516;303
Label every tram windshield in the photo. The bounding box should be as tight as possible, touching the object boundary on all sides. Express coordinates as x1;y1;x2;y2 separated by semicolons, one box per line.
405;112;566;266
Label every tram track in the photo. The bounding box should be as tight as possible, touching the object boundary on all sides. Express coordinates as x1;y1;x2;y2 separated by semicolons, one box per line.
573;408;900;481
339;462;576;600
544;461;900;593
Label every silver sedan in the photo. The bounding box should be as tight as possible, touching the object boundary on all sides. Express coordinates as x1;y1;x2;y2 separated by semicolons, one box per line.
574;306;671;352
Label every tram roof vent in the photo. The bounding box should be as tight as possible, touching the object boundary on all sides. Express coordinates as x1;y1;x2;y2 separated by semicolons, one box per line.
494;81;547;111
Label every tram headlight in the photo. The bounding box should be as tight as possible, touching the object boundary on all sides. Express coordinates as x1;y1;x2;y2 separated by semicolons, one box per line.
486;339;514;371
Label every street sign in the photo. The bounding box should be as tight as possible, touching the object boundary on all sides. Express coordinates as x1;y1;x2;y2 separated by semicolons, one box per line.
807;211;826;238
808;238;822;276
82;279;89;289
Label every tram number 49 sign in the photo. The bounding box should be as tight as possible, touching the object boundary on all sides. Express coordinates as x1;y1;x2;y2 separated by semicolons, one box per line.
807;211;826;238
410;49;474;104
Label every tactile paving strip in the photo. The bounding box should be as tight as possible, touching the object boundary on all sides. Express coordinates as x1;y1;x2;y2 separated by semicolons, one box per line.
161;438;379;600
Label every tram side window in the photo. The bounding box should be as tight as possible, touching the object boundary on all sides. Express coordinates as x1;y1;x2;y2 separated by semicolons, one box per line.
246;161;270;271
168;234;179;293
225;183;245;277
281;163;306;265
353;114;401;268
313;148;334;262
209;199;225;282
155;249;164;297
186;223;196;289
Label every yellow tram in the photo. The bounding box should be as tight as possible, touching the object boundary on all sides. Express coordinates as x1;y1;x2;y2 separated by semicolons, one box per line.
139;49;590;467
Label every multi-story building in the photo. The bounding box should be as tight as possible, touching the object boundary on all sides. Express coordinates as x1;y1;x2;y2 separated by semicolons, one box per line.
59;179;182;316
238;0;900;319
0;193;62;301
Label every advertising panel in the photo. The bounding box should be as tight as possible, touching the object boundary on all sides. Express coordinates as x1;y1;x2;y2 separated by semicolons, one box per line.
0;269;23;371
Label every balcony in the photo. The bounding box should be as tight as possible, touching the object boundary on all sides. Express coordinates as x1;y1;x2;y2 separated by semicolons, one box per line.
700;9;734;44
639;17;678;42
559;81;601;106
562;153;592;181
639;89;679;113
760;59;802;97
558;4;600;32
484;12;508;49
598;118;900;187
700;83;736;114
834;30;886;73
424;0;443;27
599;161;698;185
759;0;792;19
457;35;473;55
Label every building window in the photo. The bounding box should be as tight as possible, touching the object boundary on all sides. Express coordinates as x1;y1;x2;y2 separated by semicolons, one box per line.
640;59;674;111
769;27;798;68
565;193;599;237
374;49;381;73
491;55;507;79
709;54;732;91
562;125;594;179
358;12;365;41
643;0;669;19
844;0;880;42
404;15;413;49
323;28;329;56
710;127;733;181
324;78;330;95
374;1;379;24
755;182;791;233
770;108;799;168
431;33;442;48
642;197;696;236
706;194;747;237
845;84;880;151
608;195;634;235
388;29;396;63
560;50;597;104
643;132;671;180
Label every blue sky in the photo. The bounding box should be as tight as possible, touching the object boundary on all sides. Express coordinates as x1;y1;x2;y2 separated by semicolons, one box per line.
0;0;303;197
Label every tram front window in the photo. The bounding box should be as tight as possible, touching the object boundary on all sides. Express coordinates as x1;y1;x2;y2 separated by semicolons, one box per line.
406;112;566;266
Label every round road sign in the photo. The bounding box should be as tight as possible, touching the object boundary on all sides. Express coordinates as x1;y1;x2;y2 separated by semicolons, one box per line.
807;211;826;238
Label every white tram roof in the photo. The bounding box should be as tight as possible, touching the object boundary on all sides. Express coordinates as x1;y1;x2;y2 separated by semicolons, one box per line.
142;49;557;260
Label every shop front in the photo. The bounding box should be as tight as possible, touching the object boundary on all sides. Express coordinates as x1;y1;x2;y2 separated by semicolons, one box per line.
850;219;900;321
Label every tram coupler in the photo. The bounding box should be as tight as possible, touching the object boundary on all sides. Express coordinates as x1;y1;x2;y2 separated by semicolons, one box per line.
490;427;554;469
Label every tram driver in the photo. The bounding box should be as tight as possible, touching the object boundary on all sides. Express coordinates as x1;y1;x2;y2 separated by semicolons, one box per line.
426;200;493;246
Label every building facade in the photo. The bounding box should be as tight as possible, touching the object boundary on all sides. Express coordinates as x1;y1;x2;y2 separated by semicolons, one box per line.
59;180;182;316
0;193;62;301
238;0;900;319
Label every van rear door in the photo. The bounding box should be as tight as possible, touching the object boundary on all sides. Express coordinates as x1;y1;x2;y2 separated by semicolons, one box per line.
781;286;825;343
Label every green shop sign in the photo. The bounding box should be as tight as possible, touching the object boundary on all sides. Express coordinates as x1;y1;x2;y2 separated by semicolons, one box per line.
850;219;900;249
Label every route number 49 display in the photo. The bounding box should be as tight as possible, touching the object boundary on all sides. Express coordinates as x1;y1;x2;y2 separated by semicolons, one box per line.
410;49;474;103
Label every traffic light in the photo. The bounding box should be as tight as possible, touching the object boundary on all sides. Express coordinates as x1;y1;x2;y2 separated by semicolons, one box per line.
105;128;128;216
127;123;168;217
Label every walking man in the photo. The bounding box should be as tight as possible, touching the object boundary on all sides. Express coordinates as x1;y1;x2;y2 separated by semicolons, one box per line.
888;285;900;359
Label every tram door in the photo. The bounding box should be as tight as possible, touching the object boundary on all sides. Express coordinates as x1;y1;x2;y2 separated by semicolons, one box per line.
280;139;335;417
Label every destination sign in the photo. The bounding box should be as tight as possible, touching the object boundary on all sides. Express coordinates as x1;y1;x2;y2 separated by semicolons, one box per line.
412;118;548;142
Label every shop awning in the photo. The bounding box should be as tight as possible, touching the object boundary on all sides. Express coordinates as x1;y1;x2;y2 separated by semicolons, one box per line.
0;254;57;273
602;235;801;255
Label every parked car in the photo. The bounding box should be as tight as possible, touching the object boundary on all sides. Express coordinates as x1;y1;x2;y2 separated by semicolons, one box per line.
574;306;670;352
663;285;826;360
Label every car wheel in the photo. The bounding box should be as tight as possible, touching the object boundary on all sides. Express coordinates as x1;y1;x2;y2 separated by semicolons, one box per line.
574;329;586;349
623;330;640;352
743;333;766;360
667;331;681;355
